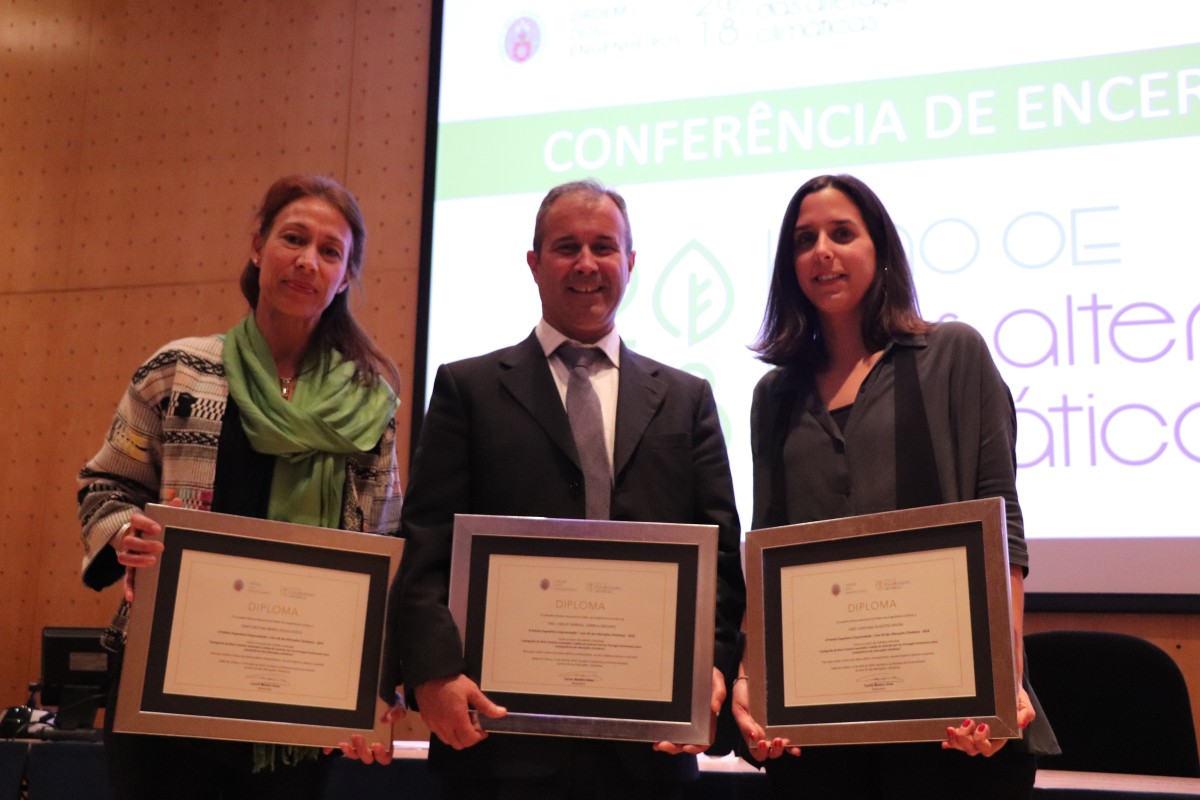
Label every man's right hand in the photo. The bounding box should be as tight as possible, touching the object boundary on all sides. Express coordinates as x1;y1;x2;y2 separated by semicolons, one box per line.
413;674;507;751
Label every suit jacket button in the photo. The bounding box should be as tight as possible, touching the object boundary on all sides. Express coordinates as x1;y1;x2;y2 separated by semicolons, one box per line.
568;481;583;499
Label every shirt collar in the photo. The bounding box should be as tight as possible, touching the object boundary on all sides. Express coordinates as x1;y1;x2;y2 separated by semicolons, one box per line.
535;319;622;368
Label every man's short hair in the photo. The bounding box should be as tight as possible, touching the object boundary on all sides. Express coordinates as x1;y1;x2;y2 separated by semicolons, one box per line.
531;179;633;255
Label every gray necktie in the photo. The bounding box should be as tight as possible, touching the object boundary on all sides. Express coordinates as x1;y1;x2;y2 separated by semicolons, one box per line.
557;343;611;520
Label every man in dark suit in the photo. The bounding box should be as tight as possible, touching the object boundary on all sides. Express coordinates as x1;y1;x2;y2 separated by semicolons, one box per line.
394;180;744;799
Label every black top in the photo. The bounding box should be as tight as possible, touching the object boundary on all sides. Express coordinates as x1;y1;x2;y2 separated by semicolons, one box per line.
211;395;274;519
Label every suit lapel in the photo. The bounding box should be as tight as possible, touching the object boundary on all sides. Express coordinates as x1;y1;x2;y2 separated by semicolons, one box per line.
498;332;579;466
613;343;666;479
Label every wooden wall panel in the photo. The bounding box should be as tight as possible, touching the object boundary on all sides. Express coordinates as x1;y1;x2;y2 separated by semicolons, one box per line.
0;0;430;745
0;1;91;296
346;0;430;467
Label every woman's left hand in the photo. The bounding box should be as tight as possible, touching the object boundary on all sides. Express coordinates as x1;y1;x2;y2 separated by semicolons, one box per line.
943;686;1035;757
329;704;405;764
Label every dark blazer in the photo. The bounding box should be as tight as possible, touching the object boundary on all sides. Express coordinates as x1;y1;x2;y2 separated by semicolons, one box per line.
748;322;1058;758
393;331;744;781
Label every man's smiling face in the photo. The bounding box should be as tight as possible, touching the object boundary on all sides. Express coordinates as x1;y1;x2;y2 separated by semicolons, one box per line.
527;191;635;344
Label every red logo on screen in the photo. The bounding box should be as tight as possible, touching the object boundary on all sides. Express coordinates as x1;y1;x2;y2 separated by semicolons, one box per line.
831;584;841;596
505;17;540;63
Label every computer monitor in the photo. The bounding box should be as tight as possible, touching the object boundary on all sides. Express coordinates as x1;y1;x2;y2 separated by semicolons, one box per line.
39;626;112;730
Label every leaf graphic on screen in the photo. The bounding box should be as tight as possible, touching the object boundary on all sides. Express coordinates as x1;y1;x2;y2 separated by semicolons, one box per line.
653;239;734;346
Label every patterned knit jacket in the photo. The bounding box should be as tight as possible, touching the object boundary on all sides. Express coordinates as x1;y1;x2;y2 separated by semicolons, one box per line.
78;334;402;590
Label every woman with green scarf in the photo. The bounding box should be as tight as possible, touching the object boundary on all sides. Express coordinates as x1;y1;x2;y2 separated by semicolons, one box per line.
77;174;403;800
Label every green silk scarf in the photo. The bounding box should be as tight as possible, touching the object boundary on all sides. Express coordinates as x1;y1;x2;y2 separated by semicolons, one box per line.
222;314;398;529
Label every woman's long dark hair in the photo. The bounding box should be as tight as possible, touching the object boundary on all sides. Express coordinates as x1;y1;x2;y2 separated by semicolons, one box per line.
751;174;929;370
239;174;401;391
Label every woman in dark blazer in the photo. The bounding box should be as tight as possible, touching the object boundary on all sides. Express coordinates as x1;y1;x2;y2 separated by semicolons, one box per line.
731;174;1058;799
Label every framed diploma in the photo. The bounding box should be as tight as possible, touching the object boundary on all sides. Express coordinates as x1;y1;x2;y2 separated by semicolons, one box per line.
113;504;403;747
744;498;1019;745
448;514;718;744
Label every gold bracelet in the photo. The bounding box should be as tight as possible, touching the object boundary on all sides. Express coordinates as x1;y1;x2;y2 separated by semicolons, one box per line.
732;675;749;685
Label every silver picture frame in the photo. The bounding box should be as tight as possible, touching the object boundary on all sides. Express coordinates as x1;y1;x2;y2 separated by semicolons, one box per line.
113;504;403;747
744;498;1020;746
448;513;718;744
